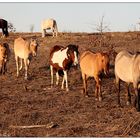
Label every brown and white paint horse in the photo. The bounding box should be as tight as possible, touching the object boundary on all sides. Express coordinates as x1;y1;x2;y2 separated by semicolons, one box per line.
50;44;79;91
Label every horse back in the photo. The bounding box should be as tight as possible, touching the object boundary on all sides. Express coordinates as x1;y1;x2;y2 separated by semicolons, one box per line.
42;19;56;29
0;19;8;27
132;54;140;83
14;37;30;58
80;51;100;76
115;50;134;83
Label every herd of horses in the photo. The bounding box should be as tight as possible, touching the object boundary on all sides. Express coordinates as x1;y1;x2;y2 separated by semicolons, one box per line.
0;18;140;112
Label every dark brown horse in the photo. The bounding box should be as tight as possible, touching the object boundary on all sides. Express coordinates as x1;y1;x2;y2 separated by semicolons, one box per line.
0;19;9;37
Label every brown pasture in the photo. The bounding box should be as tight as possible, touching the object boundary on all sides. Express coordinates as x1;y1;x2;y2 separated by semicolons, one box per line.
0;32;140;137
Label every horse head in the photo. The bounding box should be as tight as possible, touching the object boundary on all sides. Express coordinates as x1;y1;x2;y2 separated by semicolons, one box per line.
101;53;110;76
67;44;79;66
30;38;38;57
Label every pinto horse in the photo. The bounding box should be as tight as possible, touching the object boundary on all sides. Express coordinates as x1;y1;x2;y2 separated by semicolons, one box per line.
115;50;140;111
80;51;109;101
50;44;79;91
0;19;9;37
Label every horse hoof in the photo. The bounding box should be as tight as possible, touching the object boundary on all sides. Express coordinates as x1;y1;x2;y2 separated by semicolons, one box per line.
126;101;131;106
24;77;28;80
66;88;69;92
99;97;102;101
95;98;98;101
117;104;122;108
85;95;89;98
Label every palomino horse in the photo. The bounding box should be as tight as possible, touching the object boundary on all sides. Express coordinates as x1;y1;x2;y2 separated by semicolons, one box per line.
0;19;9;37
115;50;140;111
41;19;58;37
50;44;79;91
80;51;109;101
14;37;39;80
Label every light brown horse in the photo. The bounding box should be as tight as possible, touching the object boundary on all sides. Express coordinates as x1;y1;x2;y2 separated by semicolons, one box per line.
80;51;109;101
14;37;39;80
115;50;140;111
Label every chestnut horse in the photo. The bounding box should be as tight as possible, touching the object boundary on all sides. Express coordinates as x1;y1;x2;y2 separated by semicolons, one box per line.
0;19;9;37
115;50;140;111
80;51;109;101
50;44;79;91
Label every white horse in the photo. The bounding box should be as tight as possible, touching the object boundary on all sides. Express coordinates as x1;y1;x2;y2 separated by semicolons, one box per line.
115;50;140;111
41;19;58;37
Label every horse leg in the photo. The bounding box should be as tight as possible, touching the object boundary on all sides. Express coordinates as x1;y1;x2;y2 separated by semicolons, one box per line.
52;27;55;37
115;74;121;105
95;76;102;101
24;59;28;80
61;70;69;91
126;83;131;105
82;73;88;97
50;65;54;88
0;61;4;74
42;29;45;37
2;61;6;74
1;28;5;38
5;27;8;37
64;70;69;91
0;64;2;74
61;75;65;90
133;81;140;112
15;56;19;77
19;59;23;71
134;88;140;111
133;81;140;111
54;24;58;37
56;72;59;85
55;29;58;37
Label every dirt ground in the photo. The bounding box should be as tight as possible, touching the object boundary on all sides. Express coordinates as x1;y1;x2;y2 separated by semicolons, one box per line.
0;32;140;137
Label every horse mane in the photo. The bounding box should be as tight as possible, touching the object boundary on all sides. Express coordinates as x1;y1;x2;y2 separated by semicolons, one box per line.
67;44;79;55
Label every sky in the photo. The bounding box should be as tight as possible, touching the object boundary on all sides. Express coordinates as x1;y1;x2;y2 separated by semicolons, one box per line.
0;2;140;32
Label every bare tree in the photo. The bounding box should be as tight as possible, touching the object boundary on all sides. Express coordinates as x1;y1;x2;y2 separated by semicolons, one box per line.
30;24;34;33
95;15;110;35
8;22;16;32
89;14;110;47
